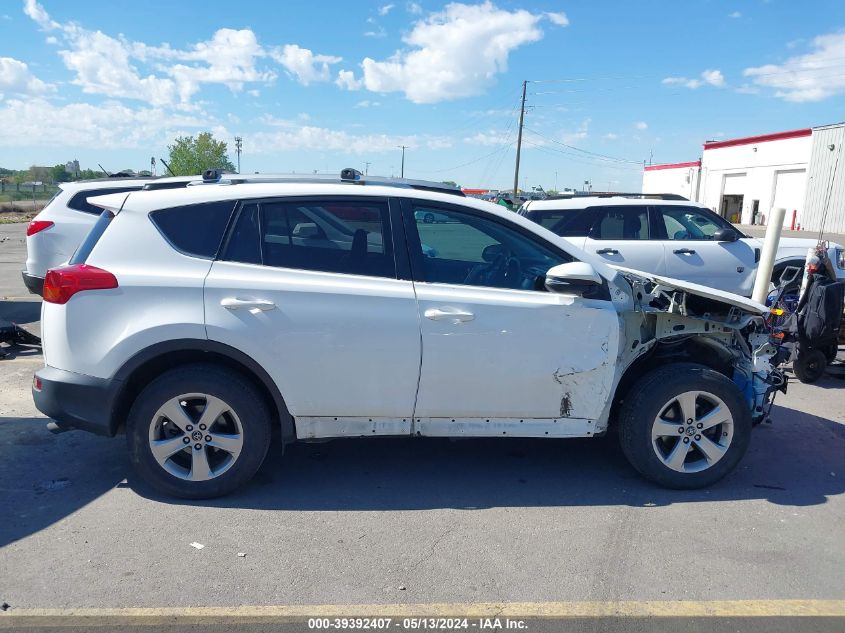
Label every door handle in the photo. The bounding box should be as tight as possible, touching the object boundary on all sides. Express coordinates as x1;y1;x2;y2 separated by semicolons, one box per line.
424;307;475;323
221;297;276;311
673;248;696;255
595;248;619;255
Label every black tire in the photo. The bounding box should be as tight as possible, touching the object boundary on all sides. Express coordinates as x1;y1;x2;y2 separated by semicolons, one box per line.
618;363;751;489
126;364;272;499
423;213;435;224
824;344;839;364
793;349;827;383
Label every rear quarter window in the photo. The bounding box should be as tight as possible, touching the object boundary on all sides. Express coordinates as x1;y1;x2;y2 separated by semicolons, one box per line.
68;187;142;214
150;201;237;258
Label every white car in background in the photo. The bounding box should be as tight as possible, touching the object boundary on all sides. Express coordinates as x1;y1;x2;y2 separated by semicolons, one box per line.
519;195;845;297
22;176;196;295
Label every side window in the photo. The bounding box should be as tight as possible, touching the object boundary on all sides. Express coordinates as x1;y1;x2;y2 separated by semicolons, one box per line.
224;199;394;278
223;203;261;264
590;206;650;240
545;208;597;237
411;205;572;291
68;187;142;214
659;205;730;240
150;200;236;258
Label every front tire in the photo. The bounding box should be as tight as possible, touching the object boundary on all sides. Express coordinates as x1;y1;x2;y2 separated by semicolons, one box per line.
618;363;751;489
126;364;272;499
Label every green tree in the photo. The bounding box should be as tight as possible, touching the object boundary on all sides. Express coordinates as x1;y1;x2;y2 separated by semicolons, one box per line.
167;132;235;176
50;164;71;183
441;180;458;187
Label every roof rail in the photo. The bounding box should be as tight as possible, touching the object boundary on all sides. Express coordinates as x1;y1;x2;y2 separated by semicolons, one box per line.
193;168;465;197
544;192;689;201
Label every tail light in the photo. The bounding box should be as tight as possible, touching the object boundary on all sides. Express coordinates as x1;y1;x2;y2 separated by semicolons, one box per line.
43;264;118;304
26;220;54;236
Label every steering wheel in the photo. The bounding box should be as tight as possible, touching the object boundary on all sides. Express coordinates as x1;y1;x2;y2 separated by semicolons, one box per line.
465;250;523;288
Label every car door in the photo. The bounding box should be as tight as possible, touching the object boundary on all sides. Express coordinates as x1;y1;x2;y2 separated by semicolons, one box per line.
655;205;757;295
402;200;620;435
204;196;421;436
581;205;665;273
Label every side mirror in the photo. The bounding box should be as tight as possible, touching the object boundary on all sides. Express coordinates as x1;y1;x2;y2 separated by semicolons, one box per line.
714;228;738;242
545;262;602;294
481;243;504;262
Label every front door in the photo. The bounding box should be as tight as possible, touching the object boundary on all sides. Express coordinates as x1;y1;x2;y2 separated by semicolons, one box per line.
655;204;757;295
402;200;620;435
204;197;421;434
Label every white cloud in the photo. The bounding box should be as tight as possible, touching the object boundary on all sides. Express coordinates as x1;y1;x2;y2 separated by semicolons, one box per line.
602;132;618;140
544;12;569;26
744;31;845;102
359;1;545;104
355;100;381;107
635;121;648;130
728;11;742;18
0;97;204;148
0;57;52;97
407;2;423;14
378;4;395;15
23;0;59;30
364;26;387;38
271;44;341;85
23;2;279;108
249;118;451;154
464;130;511;146
662;68;725;89
336;69;364;90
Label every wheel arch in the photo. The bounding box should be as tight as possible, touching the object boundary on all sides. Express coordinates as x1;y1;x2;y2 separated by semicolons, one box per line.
111;339;295;442
609;337;736;428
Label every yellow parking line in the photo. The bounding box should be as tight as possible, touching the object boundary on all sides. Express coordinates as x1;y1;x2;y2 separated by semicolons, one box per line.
2;600;845;627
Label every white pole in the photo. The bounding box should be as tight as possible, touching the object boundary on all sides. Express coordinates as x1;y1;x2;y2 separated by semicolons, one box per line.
751;206;786;303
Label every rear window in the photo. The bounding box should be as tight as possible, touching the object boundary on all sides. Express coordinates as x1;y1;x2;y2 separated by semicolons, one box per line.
150;201;236;258
68;187;142;214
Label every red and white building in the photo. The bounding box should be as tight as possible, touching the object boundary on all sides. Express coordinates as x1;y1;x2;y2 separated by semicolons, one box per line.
643;127;815;228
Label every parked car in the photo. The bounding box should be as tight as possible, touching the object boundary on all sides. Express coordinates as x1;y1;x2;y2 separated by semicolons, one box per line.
33;171;785;498
22;176;197;295
518;194;845;297
414;209;452;223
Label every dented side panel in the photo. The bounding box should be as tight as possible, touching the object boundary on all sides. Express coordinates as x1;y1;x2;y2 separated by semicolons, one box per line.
412;282;620;421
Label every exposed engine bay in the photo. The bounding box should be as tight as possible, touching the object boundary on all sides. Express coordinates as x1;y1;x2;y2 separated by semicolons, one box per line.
616;271;788;425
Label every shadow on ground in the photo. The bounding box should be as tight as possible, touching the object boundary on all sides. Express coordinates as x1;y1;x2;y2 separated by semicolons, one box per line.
3;396;845;548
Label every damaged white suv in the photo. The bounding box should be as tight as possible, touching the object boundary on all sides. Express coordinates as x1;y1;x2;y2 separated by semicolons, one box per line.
33;170;786;498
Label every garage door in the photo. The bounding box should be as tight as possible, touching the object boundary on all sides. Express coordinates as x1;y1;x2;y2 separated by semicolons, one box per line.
772;169;806;227
722;172;746;195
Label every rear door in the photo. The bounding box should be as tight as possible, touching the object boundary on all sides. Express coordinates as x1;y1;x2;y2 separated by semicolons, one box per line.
203;196;421;435
655;205;757;295
582;205;665;273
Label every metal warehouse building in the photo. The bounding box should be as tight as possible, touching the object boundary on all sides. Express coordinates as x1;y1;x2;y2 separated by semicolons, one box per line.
642;122;845;233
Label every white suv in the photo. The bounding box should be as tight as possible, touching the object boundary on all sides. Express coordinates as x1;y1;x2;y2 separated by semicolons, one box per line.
32;171;786;498
519;195;845;296
22;176;196;295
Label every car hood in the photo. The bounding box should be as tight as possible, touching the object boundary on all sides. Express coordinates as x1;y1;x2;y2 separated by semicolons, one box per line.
610;265;769;315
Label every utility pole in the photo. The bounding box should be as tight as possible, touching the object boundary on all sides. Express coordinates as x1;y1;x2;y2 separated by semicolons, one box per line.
235;136;243;173
513;79;528;199
398;146;407;178
364;161;371;175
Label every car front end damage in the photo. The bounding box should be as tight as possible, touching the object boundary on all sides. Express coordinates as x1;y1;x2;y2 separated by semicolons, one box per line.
611;270;787;427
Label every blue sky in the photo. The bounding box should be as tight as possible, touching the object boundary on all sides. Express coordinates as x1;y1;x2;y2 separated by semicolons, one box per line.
1;0;844;190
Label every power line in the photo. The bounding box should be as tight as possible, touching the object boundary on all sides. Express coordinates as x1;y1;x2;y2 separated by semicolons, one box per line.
524;128;641;164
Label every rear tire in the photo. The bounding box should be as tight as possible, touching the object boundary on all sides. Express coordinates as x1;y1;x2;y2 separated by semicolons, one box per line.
126;364;272;499
618;363;751;489
793;349;827;383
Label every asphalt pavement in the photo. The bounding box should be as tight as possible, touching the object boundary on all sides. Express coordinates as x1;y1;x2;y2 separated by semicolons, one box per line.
1;219;845;632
